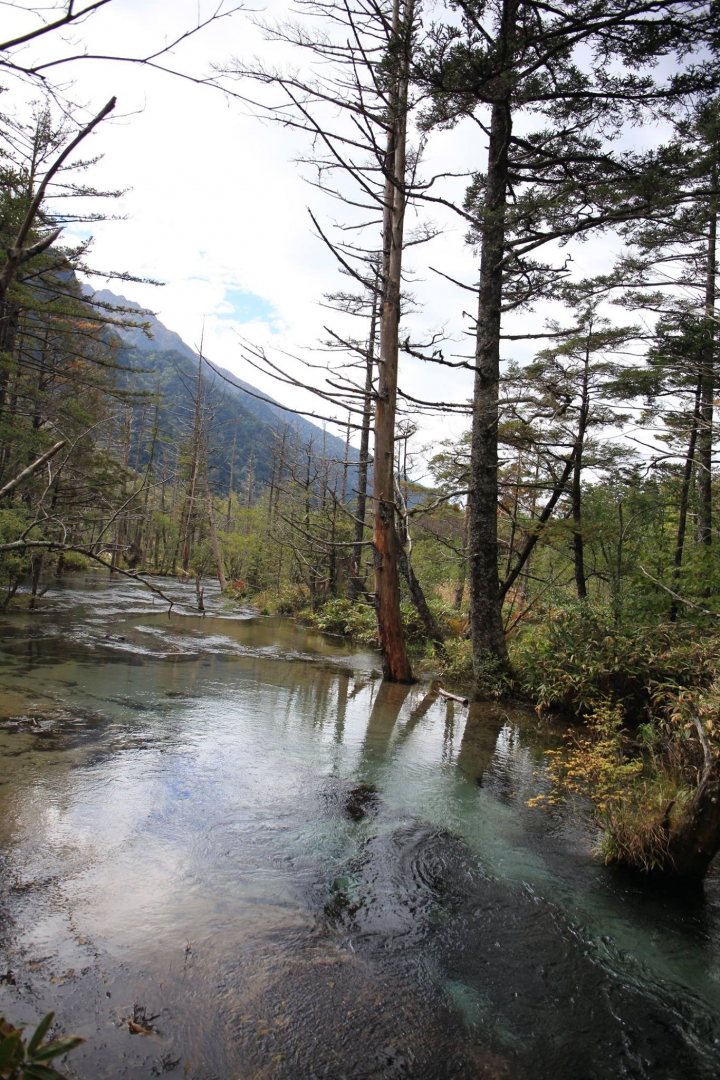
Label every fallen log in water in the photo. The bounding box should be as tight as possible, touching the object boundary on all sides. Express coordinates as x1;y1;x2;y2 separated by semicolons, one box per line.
436;687;469;707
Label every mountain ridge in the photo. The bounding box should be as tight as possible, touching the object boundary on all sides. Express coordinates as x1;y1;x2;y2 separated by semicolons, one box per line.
91;288;357;494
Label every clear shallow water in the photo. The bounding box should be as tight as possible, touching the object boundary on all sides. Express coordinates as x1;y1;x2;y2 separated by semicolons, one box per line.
0;574;718;1078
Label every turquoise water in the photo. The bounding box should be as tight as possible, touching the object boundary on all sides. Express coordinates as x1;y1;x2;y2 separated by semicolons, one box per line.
0;573;718;1078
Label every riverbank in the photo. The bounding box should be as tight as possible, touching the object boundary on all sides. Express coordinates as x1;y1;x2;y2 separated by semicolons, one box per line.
248;585;720;881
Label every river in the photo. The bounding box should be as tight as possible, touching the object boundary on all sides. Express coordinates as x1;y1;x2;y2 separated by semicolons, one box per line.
0;573;718;1078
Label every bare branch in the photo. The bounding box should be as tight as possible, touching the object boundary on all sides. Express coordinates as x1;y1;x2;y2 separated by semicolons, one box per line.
0;440;66;501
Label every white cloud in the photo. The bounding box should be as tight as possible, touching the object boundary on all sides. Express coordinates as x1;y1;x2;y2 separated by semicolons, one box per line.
4;0;663;476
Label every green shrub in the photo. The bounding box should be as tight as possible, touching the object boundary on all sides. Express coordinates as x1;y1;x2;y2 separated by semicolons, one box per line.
437;638;473;684
265;583;311;615
60;550;90;571
0;508;31;606
0;1010;84;1078
307;598;378;645
399;600;428;648
307;597;461;653
512;602;720;717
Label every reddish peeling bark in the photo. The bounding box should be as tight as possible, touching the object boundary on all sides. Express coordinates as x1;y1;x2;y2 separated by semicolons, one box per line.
372;0;413;683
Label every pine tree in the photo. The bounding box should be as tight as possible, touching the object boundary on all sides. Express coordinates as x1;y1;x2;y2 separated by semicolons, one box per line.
414;0;715;688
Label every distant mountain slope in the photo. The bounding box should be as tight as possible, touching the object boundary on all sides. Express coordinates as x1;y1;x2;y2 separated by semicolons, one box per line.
92;289;356;493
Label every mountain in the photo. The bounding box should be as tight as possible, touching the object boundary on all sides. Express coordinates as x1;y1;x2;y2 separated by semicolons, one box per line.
91;289;357;495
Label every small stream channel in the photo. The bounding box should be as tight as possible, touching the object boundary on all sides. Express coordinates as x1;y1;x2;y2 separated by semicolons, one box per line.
0;573;719;1078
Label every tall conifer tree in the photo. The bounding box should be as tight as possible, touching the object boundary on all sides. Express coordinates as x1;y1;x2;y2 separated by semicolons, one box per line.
415;0;715;687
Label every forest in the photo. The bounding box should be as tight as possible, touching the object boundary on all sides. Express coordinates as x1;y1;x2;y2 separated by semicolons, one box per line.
2;0;720;906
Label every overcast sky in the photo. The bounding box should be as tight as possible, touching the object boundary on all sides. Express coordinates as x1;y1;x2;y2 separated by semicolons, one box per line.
4;0;667;475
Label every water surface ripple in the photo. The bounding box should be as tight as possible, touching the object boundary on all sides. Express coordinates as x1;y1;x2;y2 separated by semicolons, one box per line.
0;574;718;1078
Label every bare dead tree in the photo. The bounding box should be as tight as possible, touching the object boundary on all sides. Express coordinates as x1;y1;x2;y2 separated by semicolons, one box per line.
220;0;448;680
0;1;244;95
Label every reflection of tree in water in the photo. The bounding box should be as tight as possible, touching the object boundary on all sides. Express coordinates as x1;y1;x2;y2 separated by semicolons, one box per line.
281;664;337;735
328;680;414;823
360;680;413;765
356;684;509;779
456;703;510;787
333;670;349;743
392;686;439;751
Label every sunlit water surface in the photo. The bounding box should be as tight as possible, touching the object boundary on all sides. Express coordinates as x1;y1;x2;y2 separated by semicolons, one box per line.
0;573;719;1078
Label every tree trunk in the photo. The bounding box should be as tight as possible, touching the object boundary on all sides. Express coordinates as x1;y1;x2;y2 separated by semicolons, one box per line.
112;408;133;576
29;554;43;611
396;538;444;650
0;298;19;480
181;352;204;573
500;449;576;601
520;457;540;602
372;0;413;683
670;377;702;620
226;420;238;532
204;463;227;592
503;457;521;580
348;275;378;601
274;424;288;521
697;183;716;549
327;496;336;596
341;418;350;505
614;498;624;623
572;338;591;600
454;503;470;610
467;29;515;683
267;459;276;524
139;393;160;567
664;755;720;880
